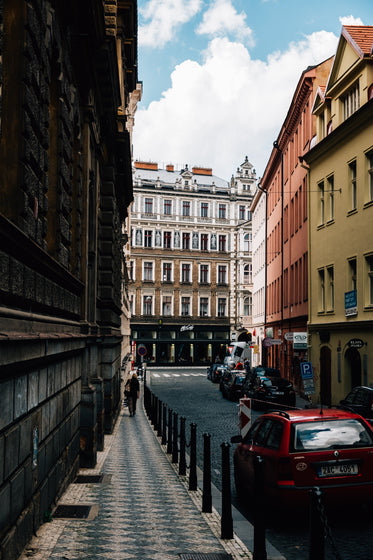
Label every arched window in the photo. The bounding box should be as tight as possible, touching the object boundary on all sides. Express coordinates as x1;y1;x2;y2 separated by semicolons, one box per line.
243;295;252;316
244;264;252;284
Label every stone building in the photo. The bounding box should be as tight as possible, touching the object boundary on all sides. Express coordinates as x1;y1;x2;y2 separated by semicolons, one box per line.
0;1;138;558
129;158;256;366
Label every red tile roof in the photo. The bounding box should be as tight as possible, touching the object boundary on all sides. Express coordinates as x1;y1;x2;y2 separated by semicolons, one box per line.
343;25;373;57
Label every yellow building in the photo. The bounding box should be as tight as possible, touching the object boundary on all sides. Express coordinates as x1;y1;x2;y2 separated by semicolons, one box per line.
304;25;373;405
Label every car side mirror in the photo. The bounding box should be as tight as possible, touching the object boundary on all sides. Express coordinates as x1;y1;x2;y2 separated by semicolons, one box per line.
230;434;242;444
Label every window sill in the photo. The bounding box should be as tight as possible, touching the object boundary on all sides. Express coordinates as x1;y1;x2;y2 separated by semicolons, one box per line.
347;209;358;217
363;200;373;210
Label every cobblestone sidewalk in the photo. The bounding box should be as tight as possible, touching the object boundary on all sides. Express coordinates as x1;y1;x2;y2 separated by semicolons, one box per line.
19;395;252;560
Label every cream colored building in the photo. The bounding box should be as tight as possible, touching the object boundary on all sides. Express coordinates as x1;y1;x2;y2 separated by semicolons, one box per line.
304;25;373;404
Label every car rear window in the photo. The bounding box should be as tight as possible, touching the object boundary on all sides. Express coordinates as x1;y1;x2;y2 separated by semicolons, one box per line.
292;419;373;451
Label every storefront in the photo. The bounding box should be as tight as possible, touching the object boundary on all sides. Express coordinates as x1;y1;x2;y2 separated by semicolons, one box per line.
131;323;230;366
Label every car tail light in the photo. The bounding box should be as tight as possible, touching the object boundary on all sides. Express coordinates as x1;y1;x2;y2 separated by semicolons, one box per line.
277;457;294;482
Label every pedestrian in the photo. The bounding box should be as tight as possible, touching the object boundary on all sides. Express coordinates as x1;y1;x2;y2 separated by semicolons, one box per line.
128;372;140;416
124;375;131;407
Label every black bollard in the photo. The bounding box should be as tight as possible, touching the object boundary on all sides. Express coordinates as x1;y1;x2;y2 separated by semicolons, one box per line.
202;433;212;513
162;404;167;445
172;412;179;463
179;417;186;475
167;408;173;454
189;423;197;491
309;487;325;560
221;442;233;539
253;455;267;560
157;399;162;437
153;395;158;427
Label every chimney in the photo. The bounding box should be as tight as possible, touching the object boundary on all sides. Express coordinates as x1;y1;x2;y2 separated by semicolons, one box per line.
192;166;212;176
134;161;158;171
166;164;174;172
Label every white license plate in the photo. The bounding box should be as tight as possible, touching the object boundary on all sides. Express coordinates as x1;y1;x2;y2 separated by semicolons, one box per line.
272;391;284;395
318;463;358;477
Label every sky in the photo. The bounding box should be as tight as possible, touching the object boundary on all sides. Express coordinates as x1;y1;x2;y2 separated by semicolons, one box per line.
132;0;372;181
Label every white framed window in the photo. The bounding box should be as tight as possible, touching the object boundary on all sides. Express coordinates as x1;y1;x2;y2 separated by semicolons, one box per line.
217;265;227;284
181;296;191;316
244;233;252;252
181;262;191;283
143;261;154;281
200;202;208;217
349;160;357;211
364;253;373;307
162;262;173;282
199;297;209;317
218;204;226;219
182;200;190;216
199;264;209;283
326;266;334;312
327;175;334;221
318;268;325;312
243;295;252;316
162;295;172;316
217;298;227;317
218;235;226;251
164;199;172;215
144;198;153;214
143;295;153;315
318;181;325;225
367;151;373;202
244;263;252;284
201;233;208;250
342;82;360;120
128;260;135;281
144;230;153;248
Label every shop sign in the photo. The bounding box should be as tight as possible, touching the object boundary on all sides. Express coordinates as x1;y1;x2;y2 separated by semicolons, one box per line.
348;338;364;349
284;332;293;341
271;339;282;345
180;324;194;332
262;338;272;348
293;332;308;350
345;290;357;317
266;327;273;338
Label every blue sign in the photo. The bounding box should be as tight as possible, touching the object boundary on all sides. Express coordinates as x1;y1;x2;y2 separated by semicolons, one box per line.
345;290;357;317
300;362;313;380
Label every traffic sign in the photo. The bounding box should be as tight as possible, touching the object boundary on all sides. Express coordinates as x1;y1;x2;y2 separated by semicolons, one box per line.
137;344;147;356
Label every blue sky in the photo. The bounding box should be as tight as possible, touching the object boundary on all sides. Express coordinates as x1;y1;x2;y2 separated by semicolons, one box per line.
133;0;372;180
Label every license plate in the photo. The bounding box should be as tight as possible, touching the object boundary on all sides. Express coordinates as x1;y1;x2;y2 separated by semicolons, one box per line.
318;463;358;477
272;391;284;395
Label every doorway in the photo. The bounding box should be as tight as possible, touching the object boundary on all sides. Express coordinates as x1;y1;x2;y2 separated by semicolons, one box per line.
344;347;361;390
320;346;331;406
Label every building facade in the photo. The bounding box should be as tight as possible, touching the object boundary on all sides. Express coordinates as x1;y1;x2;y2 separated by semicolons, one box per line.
304;26;373;405
129;158;256;366
259;57;333;389
0;1;137;557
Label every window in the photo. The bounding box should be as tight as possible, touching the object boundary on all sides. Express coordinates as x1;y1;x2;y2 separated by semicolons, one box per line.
327;266;334;311
164;199;172;215
201;234;208;250
183;201;190;216
244;264;252;284
199;297;209;317
244;233;252;252
239;205;245;220
217;298;226;317
343;82;360;120
217;265;227;284
318;269;325;312
318;181;325;225
144;230;153;248
349;161;357;211
348;258;357;291
143;262;153;281
143;295;153;315
244;295;252;316
200;202;208;217
218;204;226;219
162;262;172;282
181;263;191;283
181;296;191;316
128;260;134;281
327;175;334;221
164;231;171;249
367;152;373;202
200;264;209;283
218;235;226;252
182;232;190;250
145;198;153;214
365;254;373;306
162;296;172;316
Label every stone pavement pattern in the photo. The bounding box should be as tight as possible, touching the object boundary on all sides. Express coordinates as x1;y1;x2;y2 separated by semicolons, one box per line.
20;396;252;560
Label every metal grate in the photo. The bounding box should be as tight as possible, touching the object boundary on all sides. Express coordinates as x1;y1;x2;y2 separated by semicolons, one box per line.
75;474;110;484
54;505;92;519
179;555;233;560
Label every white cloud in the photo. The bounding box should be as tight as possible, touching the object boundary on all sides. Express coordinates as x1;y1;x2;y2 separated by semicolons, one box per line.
339;15;364;26
196;0;255;45
139;0;202;48
133;31;338;179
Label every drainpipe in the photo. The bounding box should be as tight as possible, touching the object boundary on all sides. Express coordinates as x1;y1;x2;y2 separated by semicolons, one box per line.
257;183;267;366
273;140;284;371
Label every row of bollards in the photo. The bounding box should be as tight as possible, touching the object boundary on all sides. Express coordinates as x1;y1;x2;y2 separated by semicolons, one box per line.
143;384;336;560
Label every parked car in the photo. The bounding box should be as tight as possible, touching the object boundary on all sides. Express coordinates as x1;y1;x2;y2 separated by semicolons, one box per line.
221;372;246;401
339;386;373;424
242;374;296;409
207;364;229;383
231;408;373;510
219;367;233;392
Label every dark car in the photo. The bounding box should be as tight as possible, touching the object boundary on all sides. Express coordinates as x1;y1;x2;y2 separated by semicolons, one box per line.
207;364;229;383
241;370;296;410
221;372;246;401
339;386;373;423
231;408;373;510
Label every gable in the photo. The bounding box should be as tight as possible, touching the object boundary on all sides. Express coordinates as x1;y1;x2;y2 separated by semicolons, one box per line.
326;36;361;94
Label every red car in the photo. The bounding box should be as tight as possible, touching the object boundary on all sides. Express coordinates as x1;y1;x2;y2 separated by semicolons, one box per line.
232;408;373;510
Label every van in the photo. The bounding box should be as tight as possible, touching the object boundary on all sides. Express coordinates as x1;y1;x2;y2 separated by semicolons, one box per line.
224;341;251;369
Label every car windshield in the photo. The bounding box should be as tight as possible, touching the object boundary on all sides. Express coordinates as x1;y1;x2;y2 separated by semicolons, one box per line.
261;378;272;387
235;376;245;385
292;419;373;451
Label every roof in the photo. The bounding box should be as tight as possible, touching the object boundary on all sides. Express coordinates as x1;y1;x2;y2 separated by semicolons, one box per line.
343;25;373;58
133;165;229;190
265;408;363;422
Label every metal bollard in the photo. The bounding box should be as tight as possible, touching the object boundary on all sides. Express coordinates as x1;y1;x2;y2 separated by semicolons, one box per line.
167;408;173;454
309;487;325;560
253;455;267;560
202;433;212;513
157;399;162;437
189;423;197;491
153;395;158;427
172;412;179;463
220;442;233;539
179;417;186;475
162;404;167;445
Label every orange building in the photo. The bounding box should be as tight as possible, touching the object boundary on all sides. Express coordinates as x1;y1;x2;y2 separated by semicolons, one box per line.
260;58;332;389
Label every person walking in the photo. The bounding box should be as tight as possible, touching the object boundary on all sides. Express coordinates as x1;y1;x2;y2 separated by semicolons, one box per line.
128;372;140;416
